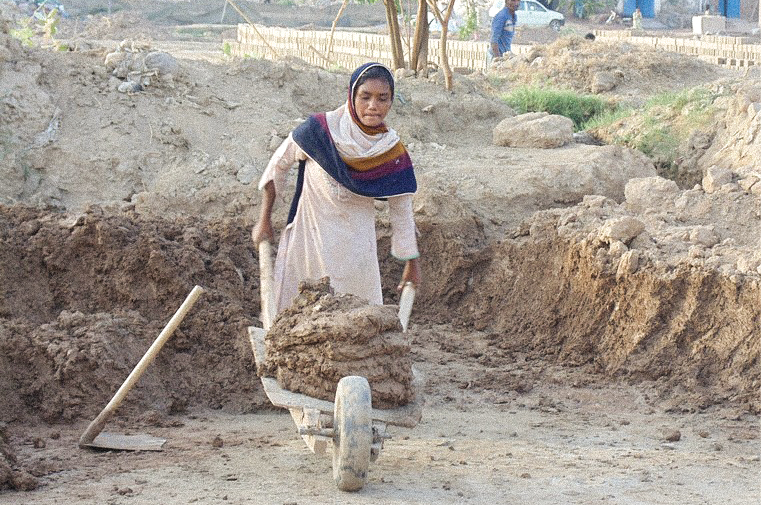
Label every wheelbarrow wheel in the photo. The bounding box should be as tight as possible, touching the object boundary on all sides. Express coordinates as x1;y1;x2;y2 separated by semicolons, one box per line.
332;376;372;492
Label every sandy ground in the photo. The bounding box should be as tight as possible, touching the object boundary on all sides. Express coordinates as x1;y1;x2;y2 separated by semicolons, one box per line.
2;319;759;504
1;1;759;503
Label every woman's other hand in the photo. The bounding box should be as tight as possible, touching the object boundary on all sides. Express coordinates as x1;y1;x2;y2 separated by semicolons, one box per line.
398;257;421;292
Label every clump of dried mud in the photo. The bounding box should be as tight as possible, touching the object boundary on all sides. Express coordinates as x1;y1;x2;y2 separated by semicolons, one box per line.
0;424;37;492
262;278;414;410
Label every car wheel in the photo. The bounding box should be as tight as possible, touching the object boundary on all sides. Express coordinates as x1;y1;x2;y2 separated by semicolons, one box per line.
549;19;562;31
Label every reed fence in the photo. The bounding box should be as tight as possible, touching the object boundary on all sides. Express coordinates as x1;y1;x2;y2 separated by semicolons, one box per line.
230;23;758;72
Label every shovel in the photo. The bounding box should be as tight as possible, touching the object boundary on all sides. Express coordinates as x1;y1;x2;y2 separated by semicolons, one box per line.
78;285;204;451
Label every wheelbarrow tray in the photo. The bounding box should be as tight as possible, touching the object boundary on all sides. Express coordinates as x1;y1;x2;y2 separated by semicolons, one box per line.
248;326;424;429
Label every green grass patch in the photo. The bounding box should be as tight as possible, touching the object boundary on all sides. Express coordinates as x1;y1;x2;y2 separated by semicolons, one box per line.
582;86;726;184
501;85;613;131
581;106;633;131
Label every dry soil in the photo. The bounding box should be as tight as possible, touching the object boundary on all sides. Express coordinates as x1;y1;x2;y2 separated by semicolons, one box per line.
0;1;759;504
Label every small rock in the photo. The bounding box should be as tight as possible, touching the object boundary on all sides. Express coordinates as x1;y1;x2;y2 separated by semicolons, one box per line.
493;112;573;149
689;226;720;247
268;134;283;151
117;81;143;93
625;176;679;212
616;249;640;278
590;69;622;93
11;470;38;491
664;430;682;442
702;165;732;193
599;217;645;245
738;175;759;192
608;240;628;257
144;51;179;76
236;163;259;185
212;435;224;448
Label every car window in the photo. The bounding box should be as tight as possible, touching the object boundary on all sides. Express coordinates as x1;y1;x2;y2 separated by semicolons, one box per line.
518;1;526;10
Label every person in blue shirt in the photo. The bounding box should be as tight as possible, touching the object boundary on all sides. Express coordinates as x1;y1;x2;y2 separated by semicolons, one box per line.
491;0;519;58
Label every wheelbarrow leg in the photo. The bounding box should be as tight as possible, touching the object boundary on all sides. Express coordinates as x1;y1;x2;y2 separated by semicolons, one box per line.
332;376;372;492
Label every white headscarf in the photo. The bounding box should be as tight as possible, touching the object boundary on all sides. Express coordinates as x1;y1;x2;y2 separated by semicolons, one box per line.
324;103;401;162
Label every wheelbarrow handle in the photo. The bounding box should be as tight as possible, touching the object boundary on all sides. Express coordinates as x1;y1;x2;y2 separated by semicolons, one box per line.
398;282;415;333
258;240;276;331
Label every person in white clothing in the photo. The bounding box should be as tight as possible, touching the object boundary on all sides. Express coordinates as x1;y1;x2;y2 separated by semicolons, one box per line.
251;62;421;315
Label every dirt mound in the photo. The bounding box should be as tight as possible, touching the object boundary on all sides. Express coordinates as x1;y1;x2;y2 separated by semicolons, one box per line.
495;35;733;103
59;12;171;41
0;205;269;425
414;189;760;413
590;78;761;187
262;278;414;409
0;7;24;63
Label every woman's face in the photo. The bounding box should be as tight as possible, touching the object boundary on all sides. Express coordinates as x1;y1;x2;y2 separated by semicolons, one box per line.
353;78;392;128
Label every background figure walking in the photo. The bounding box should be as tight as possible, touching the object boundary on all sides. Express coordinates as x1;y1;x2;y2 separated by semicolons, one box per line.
490;0;519;60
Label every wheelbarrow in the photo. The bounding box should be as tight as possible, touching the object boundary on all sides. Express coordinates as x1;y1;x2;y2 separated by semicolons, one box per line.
247;241;424;491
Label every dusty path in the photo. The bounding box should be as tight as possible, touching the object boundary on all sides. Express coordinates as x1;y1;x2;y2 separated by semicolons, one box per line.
4;365;759;504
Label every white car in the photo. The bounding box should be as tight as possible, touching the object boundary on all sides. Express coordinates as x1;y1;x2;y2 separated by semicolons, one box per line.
489;0;566;31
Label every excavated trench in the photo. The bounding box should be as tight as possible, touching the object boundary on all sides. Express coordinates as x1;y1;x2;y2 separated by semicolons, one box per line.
1;203;757;434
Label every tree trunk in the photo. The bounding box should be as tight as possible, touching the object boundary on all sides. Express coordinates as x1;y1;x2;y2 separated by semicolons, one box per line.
384;0;406;70
410;0;429;76
426;0;455;90
438;26;453;90
327;0;349;61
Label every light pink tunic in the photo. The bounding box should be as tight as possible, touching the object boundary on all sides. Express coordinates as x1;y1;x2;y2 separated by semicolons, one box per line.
259;134;419;314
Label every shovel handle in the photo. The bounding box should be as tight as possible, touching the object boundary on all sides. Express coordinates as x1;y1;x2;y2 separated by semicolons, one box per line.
78;285;204;448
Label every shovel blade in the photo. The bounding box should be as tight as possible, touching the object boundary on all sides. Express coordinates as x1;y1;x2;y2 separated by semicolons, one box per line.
84;432;167;451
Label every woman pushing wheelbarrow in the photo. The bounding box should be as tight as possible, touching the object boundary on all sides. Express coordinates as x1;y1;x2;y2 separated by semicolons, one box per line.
248;62;424;491
251;62;421;317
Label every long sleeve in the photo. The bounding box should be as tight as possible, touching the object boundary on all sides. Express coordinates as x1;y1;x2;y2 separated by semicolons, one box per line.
491;10;506;44
388;194;420;260
258;134;307;197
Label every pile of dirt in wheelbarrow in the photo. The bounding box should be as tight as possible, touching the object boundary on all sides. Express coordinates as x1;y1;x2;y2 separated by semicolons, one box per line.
261;278;414;410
